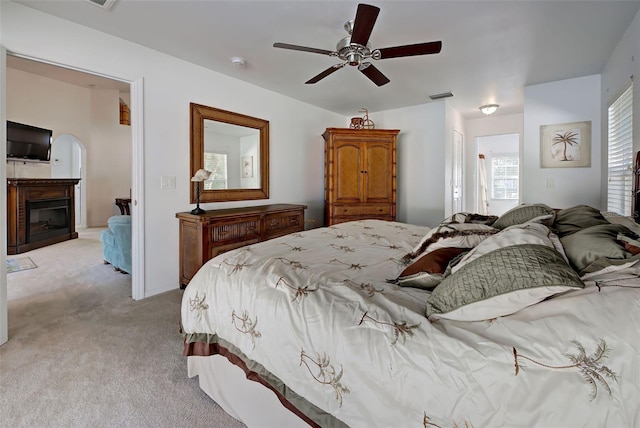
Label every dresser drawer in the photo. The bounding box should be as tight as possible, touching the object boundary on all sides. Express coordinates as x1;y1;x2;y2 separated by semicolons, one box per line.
210;216;261;243
265;210;304;238
332;204;390;217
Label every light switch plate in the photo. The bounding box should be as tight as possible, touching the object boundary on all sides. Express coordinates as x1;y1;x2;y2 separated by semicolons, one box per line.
161;176;176;189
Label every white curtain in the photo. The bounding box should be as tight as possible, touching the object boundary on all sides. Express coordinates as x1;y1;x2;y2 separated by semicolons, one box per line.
478;154;489;215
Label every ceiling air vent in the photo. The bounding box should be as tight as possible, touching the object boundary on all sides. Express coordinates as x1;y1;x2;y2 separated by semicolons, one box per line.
429;91;453;100
85;0;117;10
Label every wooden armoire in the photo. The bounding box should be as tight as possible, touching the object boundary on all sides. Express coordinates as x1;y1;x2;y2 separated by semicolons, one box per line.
323;128;399;225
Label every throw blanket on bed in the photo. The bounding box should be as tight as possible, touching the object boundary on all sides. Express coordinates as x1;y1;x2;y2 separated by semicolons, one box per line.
181;219;640;428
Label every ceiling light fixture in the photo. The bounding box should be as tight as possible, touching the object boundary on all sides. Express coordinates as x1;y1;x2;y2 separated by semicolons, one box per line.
231;57;247;68
479;104;499;115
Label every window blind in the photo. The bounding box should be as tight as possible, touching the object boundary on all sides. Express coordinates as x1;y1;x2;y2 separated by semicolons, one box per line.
607;84;633;216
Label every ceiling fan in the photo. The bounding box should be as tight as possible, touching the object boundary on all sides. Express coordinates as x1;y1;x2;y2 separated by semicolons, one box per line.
273;3;442;87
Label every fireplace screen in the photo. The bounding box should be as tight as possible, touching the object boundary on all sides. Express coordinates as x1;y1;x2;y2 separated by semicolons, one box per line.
27;198;71;242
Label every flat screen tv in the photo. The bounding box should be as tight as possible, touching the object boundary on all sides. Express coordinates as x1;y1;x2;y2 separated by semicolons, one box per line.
7;120;52;162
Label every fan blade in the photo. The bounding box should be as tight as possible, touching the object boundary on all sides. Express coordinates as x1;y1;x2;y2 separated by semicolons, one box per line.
358;63;390;86
377;41;442;59
350;4;380;46
305;64;344;84
273;42;335;56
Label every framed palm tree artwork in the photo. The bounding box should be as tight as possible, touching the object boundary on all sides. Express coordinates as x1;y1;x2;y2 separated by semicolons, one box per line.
540;121;591;168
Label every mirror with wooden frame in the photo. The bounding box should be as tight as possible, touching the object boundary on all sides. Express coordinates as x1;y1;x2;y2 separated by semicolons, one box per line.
190;103;269;203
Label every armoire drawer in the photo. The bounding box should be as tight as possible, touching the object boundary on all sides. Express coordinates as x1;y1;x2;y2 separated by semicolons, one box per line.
332;205;390;217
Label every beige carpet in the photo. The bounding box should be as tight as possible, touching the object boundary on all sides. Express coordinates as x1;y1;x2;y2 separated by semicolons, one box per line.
0;229;245;428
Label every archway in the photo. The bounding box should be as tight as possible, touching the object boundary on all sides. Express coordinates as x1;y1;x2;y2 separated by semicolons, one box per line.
51;134;87;229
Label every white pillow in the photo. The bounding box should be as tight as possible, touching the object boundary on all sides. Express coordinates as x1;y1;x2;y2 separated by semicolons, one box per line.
428;285;580;322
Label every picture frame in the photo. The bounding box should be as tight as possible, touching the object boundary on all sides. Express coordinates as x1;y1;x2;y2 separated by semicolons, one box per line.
540;121;591;168
242;156;254;178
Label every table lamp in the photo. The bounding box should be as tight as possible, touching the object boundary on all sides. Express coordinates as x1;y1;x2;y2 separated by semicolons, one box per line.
191;168;211;214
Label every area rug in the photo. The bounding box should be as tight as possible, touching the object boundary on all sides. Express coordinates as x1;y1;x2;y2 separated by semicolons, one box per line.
6;257;37;273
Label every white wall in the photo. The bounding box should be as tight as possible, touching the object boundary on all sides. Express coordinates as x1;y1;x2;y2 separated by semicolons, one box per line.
372;102;447;227
1;1;344;298
523;74;602;209
601;9;640;209
1;44;8;346
88;89;132;224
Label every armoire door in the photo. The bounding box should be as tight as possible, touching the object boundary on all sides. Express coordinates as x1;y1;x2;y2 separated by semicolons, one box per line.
364;141;393;202
334;141;363;202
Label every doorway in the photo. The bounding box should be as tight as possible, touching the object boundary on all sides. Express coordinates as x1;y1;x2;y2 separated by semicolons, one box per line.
475;133;520;216
1;51;146;347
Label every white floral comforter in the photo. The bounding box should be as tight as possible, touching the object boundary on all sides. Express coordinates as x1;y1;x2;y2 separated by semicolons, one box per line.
181;220;640;428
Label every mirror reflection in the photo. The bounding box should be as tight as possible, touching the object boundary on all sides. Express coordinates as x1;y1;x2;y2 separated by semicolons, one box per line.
190;103;269;203
204;120;260;190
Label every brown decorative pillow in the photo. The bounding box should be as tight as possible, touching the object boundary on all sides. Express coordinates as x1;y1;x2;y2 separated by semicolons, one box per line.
396;247;468;289
402;247;468;276
624;242;640;255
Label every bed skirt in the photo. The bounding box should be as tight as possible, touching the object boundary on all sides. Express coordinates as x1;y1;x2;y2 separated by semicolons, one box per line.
187;353;310;428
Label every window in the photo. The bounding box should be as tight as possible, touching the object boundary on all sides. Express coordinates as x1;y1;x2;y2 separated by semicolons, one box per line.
607;84;633;216
203;152;228;190
491;155;519;200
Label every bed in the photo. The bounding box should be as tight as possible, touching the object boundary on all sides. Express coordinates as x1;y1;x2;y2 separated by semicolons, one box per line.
181;204;640;427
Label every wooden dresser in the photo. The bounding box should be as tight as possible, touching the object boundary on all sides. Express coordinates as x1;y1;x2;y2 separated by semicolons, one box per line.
176;203;306;288
323;128;399;225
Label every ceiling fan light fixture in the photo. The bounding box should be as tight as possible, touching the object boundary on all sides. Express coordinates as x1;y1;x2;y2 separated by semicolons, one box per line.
479;104;499;115
347;52;361;66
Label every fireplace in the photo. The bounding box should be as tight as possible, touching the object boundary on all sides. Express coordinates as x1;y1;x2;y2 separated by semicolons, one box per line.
7;178;80;254
27;198;71;242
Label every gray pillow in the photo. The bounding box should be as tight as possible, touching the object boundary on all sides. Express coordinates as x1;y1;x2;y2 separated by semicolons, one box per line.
492;204;556;230
553;205;609;237
560;223;636;274
425;244;583;321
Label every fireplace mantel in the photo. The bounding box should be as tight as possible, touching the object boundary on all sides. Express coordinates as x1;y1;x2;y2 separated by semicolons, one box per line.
7;178;80;255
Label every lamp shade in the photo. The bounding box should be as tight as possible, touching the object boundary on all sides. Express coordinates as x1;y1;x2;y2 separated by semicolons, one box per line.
191;169;212;182
479;104;499;115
